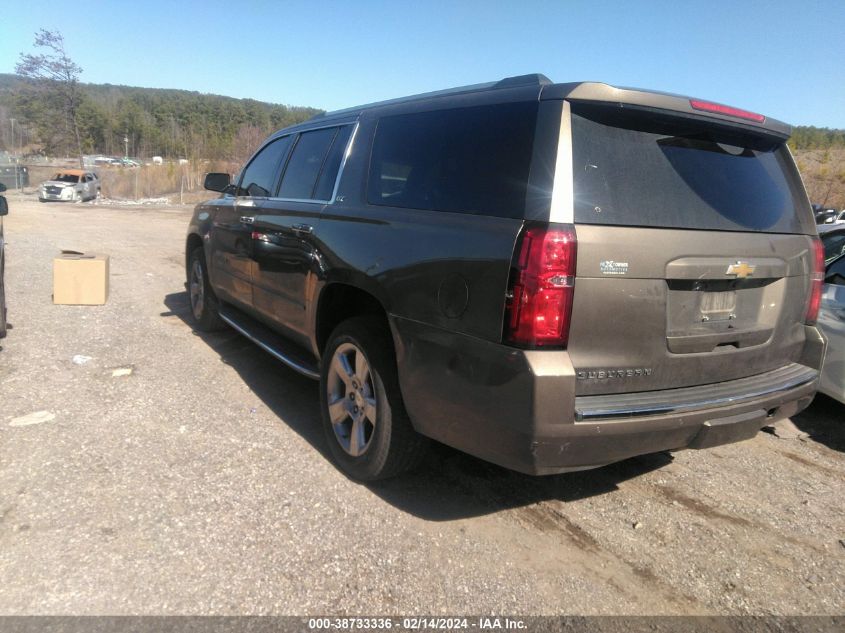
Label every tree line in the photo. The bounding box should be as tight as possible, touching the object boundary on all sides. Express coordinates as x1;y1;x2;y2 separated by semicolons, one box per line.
4;68;845;159
0;29;321;165
0;72;321;163
787;126;845;151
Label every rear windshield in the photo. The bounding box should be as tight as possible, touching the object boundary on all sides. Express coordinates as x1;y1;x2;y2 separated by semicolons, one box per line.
368;102;538;218
571;106;813;233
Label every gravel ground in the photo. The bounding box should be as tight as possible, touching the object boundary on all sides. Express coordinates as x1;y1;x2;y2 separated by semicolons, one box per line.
0;193;843;615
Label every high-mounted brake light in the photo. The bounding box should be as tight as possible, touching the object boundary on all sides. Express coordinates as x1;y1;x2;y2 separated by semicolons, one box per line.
504;224;577;347
805;237;825;325
689;99;766;123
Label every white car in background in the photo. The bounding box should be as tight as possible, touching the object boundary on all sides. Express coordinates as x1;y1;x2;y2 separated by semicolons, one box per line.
818;251;845;405
38;169;100;202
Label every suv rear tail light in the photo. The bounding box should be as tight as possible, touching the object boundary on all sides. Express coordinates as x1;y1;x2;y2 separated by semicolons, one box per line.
689;99;766;123
805;236;825;325
504;224;577;348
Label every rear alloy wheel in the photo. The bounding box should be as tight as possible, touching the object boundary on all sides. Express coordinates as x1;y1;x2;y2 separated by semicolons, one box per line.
187;246;225;331
320;317;428;481
326;342;378;457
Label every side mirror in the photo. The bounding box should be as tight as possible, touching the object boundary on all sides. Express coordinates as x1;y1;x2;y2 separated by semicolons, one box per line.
0;196;8;217
204;172;232;193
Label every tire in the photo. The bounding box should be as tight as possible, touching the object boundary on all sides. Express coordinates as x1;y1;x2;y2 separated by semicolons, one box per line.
320;316;429;481
186;246;225;331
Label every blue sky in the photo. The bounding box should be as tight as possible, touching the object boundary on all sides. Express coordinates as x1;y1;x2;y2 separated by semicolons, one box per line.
2;0;844;127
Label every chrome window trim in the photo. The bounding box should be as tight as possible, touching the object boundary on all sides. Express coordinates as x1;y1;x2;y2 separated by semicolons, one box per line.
271;197;329;205
263;121;359;206
549;100;573;224
329;122;359;204
272;120;355;136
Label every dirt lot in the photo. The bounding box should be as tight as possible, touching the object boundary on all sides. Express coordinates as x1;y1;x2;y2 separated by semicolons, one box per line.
0;193;843;615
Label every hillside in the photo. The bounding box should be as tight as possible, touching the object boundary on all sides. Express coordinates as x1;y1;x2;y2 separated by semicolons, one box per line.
793;148;845;210
0;73;843;208
0;73;322;161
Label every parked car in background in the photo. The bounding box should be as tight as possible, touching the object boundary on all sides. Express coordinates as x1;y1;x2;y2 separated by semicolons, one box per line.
187;74;825;480
89;155;139;167
0;183;8;339
815;209;839;225
38;170;100;202
0;164;29;190
818;253;845;404
819;224;845;264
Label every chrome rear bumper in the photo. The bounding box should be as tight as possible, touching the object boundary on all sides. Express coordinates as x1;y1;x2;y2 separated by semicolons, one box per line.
574;364;818;421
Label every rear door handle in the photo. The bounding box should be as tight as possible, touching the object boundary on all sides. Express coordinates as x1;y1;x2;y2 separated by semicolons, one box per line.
291;223;313;236
240;216;254;224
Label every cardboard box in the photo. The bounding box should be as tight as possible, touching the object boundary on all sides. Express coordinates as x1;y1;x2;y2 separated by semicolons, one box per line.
53;251;110;305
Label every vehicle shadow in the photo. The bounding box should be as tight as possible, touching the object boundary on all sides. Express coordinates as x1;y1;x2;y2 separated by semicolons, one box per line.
162;291;329;460
791;393;845;453
163;290;674;521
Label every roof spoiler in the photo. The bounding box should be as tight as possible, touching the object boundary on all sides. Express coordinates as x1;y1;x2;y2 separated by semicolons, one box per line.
543;82;791;141
312;73;553;121
494;73;552;89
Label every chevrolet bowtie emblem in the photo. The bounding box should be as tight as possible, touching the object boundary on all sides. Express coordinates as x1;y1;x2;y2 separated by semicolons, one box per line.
726;261;756;278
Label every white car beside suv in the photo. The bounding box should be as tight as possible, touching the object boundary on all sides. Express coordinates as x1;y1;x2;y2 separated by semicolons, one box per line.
818;227;845;404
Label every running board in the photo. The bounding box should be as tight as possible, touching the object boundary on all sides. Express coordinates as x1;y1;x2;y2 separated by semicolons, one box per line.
218;303;320;380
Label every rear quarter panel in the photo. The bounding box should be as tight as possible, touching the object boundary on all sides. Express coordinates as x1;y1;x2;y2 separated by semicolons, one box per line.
313;116;524;344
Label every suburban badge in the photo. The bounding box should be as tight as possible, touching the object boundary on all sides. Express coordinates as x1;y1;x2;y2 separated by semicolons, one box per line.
600;260;629;275
577;368;653;380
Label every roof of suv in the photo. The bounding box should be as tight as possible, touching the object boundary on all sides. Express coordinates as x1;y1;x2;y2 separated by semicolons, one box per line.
310;73;553;120
52;169;88;177
302;73;792;141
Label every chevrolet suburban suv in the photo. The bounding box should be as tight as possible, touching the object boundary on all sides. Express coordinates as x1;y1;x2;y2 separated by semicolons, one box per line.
186;74;826;481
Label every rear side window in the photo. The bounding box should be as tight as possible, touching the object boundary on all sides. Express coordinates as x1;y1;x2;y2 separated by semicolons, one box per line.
239;135;293;197
368;102;539;218
571;106;813;233
314;125;353;201
279;128;338;200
